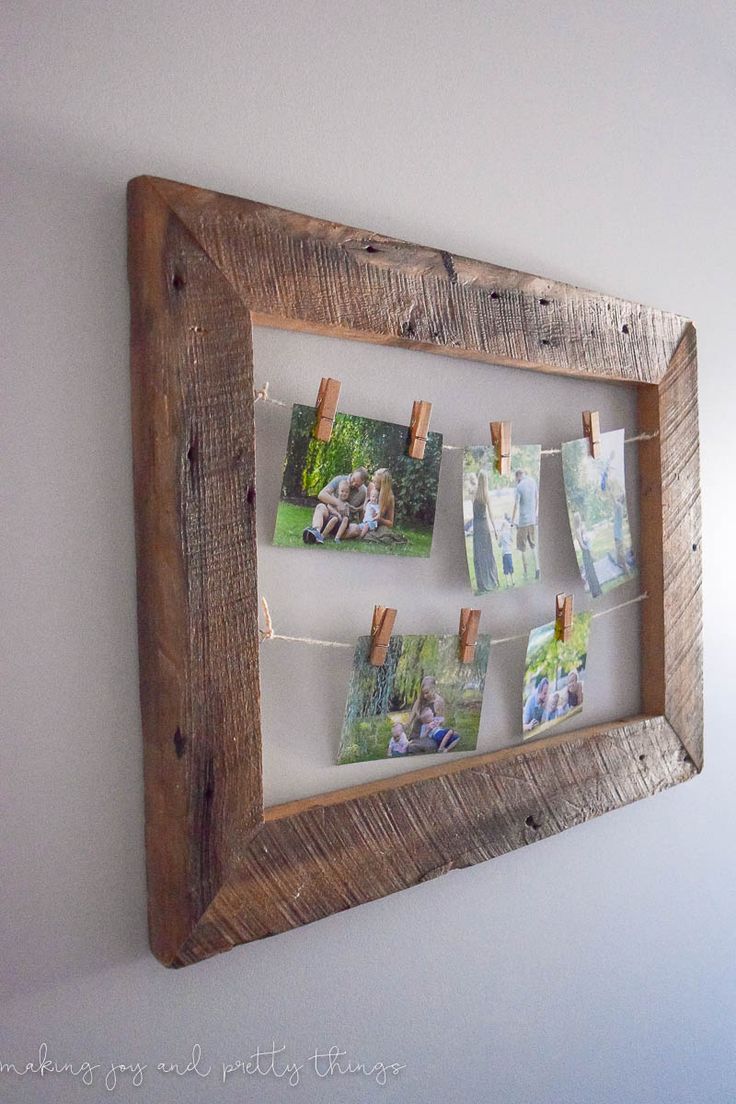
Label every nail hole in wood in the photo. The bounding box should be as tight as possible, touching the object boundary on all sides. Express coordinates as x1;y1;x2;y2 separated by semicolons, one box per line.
246;483;256;506
490;291;499;300
692;543;698;552
539;298;550;306
172;270;186;290
173;728;186;758
525;814;542;830
364;244;377;253
639;754;646;762
541;338;551;347
622;323;630;334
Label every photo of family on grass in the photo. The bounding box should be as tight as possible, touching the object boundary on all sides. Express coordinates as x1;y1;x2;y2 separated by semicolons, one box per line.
522;611;591;741
337;632;491;764
274;404;443;558
462;444;542;593
561;428;637;597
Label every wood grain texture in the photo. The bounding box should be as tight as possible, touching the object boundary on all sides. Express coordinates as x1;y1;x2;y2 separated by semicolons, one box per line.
172;717;695;967
148;177;688;384
127;175;703;967
639;324;702;767
128;178;263;964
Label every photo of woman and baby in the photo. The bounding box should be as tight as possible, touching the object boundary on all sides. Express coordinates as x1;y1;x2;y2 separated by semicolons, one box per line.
337;633;490;765
274;404;443;558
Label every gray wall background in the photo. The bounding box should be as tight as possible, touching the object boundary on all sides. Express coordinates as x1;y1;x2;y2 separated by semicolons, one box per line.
2;2;734;1101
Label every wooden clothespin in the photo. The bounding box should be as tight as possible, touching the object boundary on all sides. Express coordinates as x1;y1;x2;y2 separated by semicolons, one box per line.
458;608;481;664
369;605;397;667
490;421;512;476
408;400;432;459
555;593;573;643
582;410;601;459
313;377;341;441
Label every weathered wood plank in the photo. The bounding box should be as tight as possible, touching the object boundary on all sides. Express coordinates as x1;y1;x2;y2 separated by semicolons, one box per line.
172;717;695;966
640;325;702;766
128;178;263;964
146;176;689;385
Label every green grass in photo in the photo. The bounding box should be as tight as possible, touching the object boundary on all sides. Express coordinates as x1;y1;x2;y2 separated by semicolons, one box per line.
274;502;434;557
339;697;482;764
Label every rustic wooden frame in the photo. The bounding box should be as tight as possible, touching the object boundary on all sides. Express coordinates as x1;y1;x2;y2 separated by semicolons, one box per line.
128;175;702;968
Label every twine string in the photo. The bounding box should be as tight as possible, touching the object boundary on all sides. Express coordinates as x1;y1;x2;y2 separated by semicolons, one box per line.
259;592;648;651
253;383;659;451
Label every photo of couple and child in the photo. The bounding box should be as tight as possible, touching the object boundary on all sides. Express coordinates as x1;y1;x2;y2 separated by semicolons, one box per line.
561;428;637;597
337;632;490;765
462;444;542;594
274;404;443;558
522;612;591;741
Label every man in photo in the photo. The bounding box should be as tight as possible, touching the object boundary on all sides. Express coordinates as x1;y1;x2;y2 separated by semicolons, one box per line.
302;467;368;544
511;468;539;580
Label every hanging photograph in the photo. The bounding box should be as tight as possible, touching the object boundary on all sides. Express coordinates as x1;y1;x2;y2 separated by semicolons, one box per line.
273;404;443;557
522;612;592;741
561;428;637;597
462;444;542;593
337;633;491;764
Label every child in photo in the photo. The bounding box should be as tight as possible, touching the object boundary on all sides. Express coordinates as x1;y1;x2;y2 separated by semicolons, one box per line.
359;485;381;538
418;706;460;753
572;511;603;598
566;668;584;709
545;691;568;723
387;722;409;757
499;514;515;586
321;479;352;542
613;493;630;574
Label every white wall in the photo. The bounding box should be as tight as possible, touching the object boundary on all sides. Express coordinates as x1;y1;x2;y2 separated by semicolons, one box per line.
2;3;734;1102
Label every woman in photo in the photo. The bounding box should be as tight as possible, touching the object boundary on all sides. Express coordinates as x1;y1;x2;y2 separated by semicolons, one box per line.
356;468;407;546
405;676;446;753
566;668;584;709
472;471;499;591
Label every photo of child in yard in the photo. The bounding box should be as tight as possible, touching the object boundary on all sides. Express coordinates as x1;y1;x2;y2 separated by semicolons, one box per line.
337;632;491;765
274;404;443;557
522;612;591;742
561;428;637;597
462;444;542;593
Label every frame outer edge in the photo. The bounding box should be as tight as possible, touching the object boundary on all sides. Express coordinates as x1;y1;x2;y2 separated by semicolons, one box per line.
127;176;702;967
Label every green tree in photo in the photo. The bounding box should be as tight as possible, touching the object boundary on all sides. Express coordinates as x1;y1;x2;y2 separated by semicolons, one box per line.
524;613;591;697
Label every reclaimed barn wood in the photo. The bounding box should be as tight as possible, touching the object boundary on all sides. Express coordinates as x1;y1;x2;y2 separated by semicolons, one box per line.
127;175;702;968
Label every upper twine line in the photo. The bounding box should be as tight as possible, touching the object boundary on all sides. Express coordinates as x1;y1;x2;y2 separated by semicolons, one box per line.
253;383;658;452
259;593;649;651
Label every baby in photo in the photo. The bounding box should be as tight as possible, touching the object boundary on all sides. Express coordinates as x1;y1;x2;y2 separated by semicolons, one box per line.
359;485;381;538
416;706;460;753
387;722;409;757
